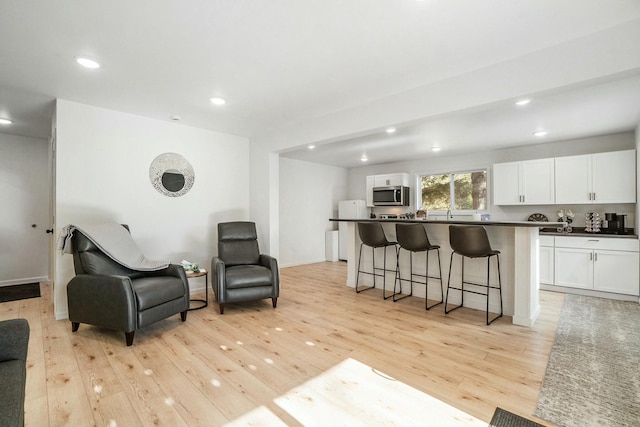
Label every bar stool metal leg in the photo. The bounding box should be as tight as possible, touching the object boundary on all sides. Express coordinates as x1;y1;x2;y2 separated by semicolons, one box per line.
445;252;465;314
356;243;375;293
425;248;444;310
356;242;399;298
393;248;413;302
485;254;503;325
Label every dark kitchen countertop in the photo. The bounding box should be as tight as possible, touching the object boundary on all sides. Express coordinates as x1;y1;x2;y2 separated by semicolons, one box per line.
330;218;566;228
539;227;638;239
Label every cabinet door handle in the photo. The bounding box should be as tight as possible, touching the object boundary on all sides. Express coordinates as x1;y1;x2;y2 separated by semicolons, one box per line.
595;252;598;261
588;239;599;242
588;193;592;200
590;253;593;261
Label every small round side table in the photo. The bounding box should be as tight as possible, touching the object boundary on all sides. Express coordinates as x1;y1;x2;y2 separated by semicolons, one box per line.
186;269;208;310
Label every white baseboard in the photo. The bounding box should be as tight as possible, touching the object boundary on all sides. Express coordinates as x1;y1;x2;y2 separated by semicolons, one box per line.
0;276;48;287
55;310;69;320
280;258;329;268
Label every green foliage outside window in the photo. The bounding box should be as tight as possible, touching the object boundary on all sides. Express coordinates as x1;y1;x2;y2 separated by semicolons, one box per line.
421;170;487;211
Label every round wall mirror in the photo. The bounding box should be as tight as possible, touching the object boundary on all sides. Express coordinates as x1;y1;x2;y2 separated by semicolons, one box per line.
161;169;186;192
149;153;194;197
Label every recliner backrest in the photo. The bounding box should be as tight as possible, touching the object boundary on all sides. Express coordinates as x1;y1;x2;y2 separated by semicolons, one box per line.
218;222;260;266
71;225;146;278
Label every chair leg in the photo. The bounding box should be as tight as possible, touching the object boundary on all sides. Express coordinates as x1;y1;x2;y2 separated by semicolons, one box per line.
445;252;464;314
383;245;392;300
219;303;225;315
425;249;444;310
180;310;187;322
393;247;411;302
426;248;444;310
486;257;491;326
71;322;79;332
393;247;401;298
356;243;375;294
445;251;454;314
487;254;504;325
497;255;503;317
272;297;277;308
125;331;135;346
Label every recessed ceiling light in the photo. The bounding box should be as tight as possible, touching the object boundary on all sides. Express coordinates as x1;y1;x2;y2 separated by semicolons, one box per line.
360;156;368;162
170;115;181;121
515;99;531;106
0;118;12;125
431;147;441;152
308;145;315;150
210;97;226;106
76;57;101;69
385;127;396;134
534;130;548;137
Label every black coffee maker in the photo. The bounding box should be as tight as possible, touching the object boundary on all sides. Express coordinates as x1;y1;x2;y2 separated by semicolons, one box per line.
604;213;627;235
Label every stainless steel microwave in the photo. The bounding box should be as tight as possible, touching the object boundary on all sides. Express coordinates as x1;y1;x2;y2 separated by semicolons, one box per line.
372;186;410;206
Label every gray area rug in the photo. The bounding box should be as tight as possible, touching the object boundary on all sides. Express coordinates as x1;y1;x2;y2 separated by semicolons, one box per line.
535;294;640;426
491;407;545;427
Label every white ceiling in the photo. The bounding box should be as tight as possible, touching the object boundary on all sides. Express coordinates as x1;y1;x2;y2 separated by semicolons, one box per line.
1;1;640;167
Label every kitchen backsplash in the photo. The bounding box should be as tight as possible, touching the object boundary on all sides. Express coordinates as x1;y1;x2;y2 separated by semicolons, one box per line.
372;203;636;228
492;203;635;228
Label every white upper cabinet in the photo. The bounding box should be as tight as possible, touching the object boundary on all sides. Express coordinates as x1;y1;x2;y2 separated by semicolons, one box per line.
373;173;409;187
365;176;375;207
591;150;636;204
493;158;555;205
554;154;591;204
555;150;636;204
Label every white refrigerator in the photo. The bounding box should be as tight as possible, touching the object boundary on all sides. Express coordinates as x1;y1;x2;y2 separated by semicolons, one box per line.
338;200;369;260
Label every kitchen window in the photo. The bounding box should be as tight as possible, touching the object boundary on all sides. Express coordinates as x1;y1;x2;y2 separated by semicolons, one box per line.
418;169;487;212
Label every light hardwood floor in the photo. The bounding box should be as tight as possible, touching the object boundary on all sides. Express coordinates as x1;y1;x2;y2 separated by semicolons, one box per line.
2;261;563;426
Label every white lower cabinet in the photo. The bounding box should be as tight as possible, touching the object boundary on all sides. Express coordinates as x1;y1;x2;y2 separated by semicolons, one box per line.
553;236;639;296
539;236;554;285
554;247;593;288
593;250;639;295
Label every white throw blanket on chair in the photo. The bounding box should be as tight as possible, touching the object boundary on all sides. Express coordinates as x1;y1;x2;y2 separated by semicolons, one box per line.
57;223;170;271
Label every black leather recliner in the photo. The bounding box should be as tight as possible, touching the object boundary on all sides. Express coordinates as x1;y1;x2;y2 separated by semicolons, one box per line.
211;222;279;314
67;226;189;346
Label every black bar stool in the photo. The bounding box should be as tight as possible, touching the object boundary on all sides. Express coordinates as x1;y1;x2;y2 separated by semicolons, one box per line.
355;222;399;299
445;225;503;325
394;223;443;310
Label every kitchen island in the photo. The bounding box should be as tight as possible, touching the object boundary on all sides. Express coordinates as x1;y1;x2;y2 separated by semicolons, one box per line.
330;218;565;327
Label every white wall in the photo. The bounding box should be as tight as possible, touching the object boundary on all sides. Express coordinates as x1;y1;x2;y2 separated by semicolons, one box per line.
0;134;49;285
347;132;637;227
279;158;347;266
53;99;250;319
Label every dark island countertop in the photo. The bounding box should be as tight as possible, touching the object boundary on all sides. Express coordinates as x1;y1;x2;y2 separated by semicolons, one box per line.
330;218;566;228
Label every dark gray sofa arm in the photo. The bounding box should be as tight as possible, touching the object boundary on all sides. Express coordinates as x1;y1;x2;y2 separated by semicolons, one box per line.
0;319;29;362
0;318;29;427
67;274;137;332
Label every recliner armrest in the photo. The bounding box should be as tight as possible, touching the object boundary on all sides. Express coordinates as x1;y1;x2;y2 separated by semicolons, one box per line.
259;254;280;296
67;274;138;332
145;264;189;294
259;254;278;271
211;256;225;285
